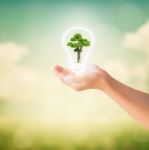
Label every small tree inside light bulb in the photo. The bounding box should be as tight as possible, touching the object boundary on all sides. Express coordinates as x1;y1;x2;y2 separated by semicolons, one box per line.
67;33;91;63
63;27;94;72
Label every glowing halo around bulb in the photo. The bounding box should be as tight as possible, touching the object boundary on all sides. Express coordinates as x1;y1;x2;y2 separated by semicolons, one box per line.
62;27;95;72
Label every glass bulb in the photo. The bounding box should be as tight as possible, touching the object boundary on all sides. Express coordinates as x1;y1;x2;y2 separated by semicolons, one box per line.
63;27;94;72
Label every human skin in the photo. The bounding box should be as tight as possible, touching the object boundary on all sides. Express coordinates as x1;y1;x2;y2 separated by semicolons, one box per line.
54;65;149;129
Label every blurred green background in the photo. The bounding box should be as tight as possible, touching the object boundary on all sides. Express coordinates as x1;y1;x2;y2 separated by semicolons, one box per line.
0;0;149;149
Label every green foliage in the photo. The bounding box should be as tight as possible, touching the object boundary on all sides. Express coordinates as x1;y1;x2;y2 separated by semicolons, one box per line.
67;33;90;50
0;125;148;150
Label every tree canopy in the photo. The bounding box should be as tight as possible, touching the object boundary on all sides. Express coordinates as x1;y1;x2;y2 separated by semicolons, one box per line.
67;33;90;50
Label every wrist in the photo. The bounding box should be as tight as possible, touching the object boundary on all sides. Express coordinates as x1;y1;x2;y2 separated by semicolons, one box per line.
95;68;113;92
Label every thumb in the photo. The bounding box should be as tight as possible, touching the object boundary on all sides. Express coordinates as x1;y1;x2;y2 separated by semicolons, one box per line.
53;65;70;81
54;65;64;73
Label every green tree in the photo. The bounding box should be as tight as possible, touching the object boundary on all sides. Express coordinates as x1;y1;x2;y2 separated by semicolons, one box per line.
67;33;90;63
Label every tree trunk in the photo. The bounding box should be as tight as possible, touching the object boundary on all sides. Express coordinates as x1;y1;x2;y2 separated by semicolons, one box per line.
77;51;81;63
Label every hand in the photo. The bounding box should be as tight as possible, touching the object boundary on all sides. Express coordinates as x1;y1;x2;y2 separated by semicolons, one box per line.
54;65;149;129
53;65;108;91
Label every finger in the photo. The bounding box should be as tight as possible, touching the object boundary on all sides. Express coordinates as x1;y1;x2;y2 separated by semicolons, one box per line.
53;65;70;75
68;82;86;91
53;65;72;82
64;74;83;84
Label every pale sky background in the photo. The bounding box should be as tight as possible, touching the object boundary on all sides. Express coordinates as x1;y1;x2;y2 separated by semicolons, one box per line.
0;0;149;128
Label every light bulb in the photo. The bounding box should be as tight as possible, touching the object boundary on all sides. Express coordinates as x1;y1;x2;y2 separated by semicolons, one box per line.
63;27;94;72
